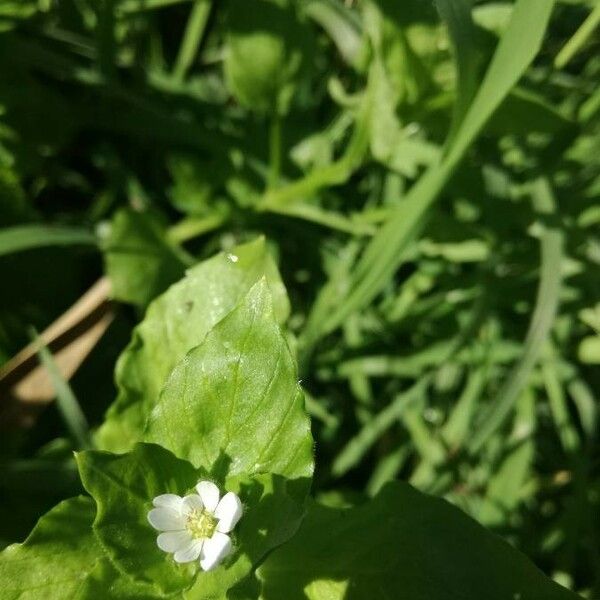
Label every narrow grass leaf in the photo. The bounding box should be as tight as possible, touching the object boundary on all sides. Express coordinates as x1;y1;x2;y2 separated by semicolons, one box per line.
30;329;92;450
0;225;96;258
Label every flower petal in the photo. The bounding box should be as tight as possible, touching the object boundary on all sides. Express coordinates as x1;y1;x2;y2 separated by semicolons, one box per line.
147;507;186;531
200;532;232;571
181;494;204;516
174;538;204;564
153;494;183;511
215;492;243;533
157;530;192;553
195;481;220;513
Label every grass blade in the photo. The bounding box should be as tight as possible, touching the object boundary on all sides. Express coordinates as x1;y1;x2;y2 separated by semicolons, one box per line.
30;329;93;450
331;377;429;477
470;180;563;452
314;0;556;340
0;225;96;258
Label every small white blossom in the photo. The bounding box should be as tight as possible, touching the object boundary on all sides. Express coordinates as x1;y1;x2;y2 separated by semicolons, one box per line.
147;480;243;571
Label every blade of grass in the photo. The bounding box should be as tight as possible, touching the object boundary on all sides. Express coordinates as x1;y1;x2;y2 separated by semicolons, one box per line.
331;377;430;477
567;378;597;442
116;0;191;15
308;0;556;342
554;3;600;69
172;0;212;82
470;179;563;452
29;329;93;450
478;389;536;526
304;391;338;429
0;225;96;257
435;0;482;143
442;367;486;450
366;444;411;497
542;350;581;455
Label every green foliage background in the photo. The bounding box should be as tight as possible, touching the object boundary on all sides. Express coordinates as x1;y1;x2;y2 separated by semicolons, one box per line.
0;0;599;597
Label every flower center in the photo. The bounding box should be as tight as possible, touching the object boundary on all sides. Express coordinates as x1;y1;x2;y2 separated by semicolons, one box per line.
186;509;217;539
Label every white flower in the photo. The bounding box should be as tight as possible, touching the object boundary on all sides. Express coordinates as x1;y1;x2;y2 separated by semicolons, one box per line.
147;480;243;571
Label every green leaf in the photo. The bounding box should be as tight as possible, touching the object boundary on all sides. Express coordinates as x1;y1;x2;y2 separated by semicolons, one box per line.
258;482;579;600
96;237;290;453
145;279;313;481
78;444;310;599
0;497;103;599
224;0;314;114
102;208;188;308
184;472;309;599
0;225;96;258
79;558;164;600
77;443;200;595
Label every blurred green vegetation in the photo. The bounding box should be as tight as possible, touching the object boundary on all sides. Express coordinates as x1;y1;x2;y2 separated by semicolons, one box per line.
0;0;599;595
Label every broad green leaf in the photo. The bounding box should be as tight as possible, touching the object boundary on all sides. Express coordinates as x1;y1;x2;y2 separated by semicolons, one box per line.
77;443;199;595
0;225;96;258
145;279;313;481
0;497;102;600
102;208;188;308
78;444;309;599
258;482;579;600
96;237;290;453
80;559;164;600
184;472;309;600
